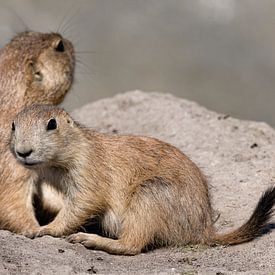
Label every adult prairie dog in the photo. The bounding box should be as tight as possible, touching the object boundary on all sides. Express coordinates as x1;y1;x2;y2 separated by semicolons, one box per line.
0;31;75;233
10;105;275;255
0;31;74;113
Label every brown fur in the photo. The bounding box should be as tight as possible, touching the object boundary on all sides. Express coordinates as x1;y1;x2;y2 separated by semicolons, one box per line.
0;31;74;233
10;105;275;255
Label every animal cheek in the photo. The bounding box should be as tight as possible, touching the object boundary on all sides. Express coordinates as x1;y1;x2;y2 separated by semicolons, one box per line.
9;141;15;154
42;144;57;159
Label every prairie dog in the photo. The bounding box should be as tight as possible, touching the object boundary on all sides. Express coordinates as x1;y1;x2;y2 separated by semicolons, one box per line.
10;105;275;255
0;31;75;233
0;31;74;113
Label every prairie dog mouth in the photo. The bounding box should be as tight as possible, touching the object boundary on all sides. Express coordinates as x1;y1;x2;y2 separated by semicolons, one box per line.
22;160;42;168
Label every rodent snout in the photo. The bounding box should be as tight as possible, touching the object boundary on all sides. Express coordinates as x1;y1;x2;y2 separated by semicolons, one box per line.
14;147;40;167
16;149;33;159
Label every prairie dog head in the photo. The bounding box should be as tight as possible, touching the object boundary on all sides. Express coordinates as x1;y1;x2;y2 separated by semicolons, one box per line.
10;105;78;168
2;31;75;105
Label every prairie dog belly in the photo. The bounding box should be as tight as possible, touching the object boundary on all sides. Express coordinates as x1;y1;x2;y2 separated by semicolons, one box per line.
40;184;65;213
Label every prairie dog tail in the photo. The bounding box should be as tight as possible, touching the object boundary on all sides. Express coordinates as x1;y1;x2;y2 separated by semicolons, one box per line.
212;186;275;245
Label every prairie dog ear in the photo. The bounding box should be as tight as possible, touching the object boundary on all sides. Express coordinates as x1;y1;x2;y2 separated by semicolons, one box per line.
27;59;43;82
26;59;35;72
66;117;76;128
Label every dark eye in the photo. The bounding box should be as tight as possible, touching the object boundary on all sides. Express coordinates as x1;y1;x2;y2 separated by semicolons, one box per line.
47;118;57;131
12;122;15;131
55;40;65;52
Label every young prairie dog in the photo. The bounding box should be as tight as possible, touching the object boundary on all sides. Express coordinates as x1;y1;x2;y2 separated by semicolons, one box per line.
0;31;75;233
10;105;275;255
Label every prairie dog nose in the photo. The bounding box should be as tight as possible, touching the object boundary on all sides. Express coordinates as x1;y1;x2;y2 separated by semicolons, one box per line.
16;149;33;158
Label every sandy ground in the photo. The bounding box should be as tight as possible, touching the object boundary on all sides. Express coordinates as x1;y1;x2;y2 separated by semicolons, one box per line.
0;91;274;274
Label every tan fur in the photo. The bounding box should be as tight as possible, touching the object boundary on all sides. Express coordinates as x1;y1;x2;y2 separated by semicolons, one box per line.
10;105;275;255
0;31;74;233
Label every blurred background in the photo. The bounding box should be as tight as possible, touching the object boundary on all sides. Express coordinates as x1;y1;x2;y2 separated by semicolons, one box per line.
0;0;275;127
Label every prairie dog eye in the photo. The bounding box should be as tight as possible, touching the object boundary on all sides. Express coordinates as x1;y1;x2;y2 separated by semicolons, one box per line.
55;39;65;52
47;118;57;131
12;122;15;131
